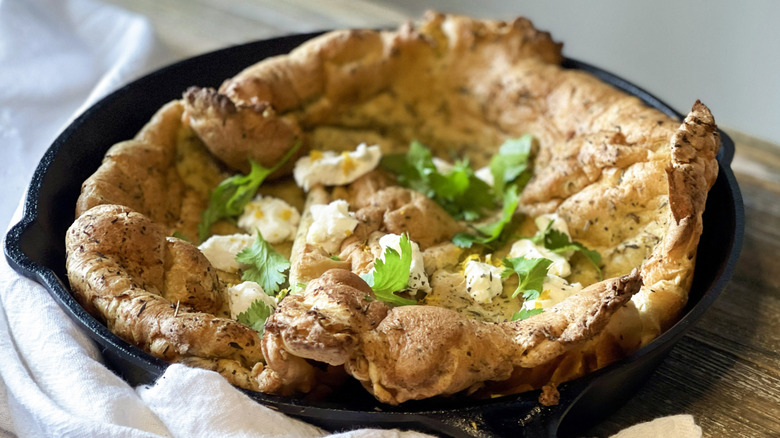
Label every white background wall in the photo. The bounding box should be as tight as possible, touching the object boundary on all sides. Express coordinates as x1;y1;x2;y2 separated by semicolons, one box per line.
384;0;780;146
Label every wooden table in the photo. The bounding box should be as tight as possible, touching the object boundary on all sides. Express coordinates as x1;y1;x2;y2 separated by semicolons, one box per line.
100;1;780;436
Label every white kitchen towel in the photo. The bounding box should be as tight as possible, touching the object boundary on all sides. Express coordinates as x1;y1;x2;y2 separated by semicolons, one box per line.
0;0;701;437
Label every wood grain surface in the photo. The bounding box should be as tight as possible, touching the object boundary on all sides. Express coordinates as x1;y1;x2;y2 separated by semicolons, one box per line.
99;1;780;436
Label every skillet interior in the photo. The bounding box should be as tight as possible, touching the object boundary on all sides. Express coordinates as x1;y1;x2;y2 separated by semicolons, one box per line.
4;33;744;437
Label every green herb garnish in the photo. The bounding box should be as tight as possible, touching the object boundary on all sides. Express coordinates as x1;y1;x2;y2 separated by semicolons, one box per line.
171;231;190;242
531;220;602;278
235;231;291;295
236;299;274;336
198;141;302;241
450;136;534;249
490;134;534;195
452;184;521;249
511;308;544;321
502;256;553;322
502;256;554;300
360;234;417;306
382;140;495;221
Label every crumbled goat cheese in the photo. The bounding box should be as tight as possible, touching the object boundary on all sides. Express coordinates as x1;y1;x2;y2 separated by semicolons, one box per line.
520;274;583;311
226;281;276;319
306;200;359;254
464;260;504;303
237;195;300;243
293;143;381;191
509;239;571;277
197;234;255;273
535;213;571;238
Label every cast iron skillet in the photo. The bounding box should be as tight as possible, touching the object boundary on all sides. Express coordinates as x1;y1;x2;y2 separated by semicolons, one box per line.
4;32;744;437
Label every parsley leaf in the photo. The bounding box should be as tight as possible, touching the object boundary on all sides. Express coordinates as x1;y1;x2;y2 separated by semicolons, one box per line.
531;220;603;277
452;184;521;249
511;308;544;321
235;231;291;295
502;256;553;300
382;140;496;221
360;234;417;306
198;141;302;241
236;299;273;336
490;135;534;195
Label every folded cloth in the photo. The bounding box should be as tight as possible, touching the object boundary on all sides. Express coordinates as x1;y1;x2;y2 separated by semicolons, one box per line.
609;415;701;438
0;0;173;434
0;1;701;437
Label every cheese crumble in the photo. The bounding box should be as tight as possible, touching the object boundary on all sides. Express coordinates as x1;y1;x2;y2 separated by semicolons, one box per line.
238;195;300;243
464;260;504;303
226;281;276;319
197;234;255;273
293;143;381;191
306;200;359;254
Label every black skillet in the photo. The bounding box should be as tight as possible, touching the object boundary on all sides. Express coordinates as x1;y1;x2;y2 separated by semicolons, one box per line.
4;32;744;437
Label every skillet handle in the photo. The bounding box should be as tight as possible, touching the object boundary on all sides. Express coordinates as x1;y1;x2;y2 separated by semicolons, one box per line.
718;130;736;166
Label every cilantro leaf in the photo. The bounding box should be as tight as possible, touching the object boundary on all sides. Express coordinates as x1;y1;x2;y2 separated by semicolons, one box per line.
511;308;544;321
490;135;534;195
531;220;603;277
171;231;190;242
198;141;302;241
449;136;535;249
452;184;521;249
235;231;290;295
360;234;417;306
381;141;496;220
502;256;553;300
236;299;273;336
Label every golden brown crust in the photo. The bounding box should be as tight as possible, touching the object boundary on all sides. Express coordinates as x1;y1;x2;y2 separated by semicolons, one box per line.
182;86;305;175
485;101;721;394
65;204;264;389
183;12;564;172
259;268;640;404
76;100;224;242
